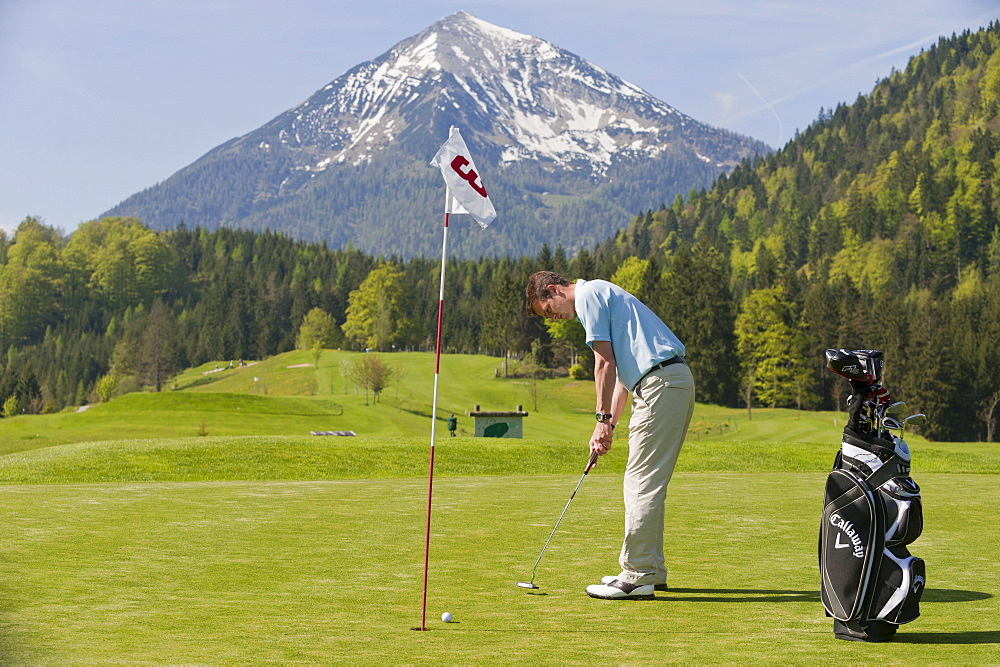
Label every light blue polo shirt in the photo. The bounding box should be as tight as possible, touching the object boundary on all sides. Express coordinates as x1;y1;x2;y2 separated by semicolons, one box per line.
574;279;685;391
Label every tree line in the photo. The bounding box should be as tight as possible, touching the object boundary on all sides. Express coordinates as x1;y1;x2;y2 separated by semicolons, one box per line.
2;209;997;441
0;215;580;413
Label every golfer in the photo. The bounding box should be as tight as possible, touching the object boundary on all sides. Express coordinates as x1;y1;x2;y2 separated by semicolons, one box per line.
525;271;695;599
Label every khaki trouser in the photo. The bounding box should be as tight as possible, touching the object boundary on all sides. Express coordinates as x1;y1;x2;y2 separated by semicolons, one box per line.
617;362;695;586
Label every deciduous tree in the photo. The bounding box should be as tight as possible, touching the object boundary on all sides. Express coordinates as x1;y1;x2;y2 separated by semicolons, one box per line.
64;217;176;310
348;354;399;405
342;263;412;351
296;307;340;350
735;286;813;413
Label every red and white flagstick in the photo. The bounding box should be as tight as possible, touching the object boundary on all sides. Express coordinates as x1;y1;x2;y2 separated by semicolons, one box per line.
418;191;451;631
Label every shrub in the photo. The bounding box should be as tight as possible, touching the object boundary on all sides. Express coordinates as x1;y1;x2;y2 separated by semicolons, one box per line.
96;374;118;403
1;395;18;418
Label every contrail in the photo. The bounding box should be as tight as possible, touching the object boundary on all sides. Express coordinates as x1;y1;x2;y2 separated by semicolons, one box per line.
738;71;783;148
765;13;1000;111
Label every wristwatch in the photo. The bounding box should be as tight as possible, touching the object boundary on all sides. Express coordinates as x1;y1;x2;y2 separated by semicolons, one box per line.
595;412;613;422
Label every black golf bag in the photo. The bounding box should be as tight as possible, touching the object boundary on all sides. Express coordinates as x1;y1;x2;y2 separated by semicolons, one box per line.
819;349;926;642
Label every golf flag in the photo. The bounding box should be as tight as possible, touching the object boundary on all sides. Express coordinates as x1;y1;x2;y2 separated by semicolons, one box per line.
418;126;497;631
430;127;496;228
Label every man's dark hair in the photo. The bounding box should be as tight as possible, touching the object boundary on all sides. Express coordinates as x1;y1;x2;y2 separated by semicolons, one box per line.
524;270;570;314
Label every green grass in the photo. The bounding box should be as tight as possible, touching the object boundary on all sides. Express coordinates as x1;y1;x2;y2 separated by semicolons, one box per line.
1;435;998;485
1;350;997;661
0;351;596;455
0;468;996;662
0;349;940;457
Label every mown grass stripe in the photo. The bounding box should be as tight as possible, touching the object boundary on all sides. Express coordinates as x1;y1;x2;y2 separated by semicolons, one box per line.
1;435;997;485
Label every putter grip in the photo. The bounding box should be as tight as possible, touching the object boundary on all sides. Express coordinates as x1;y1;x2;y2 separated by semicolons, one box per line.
584;451;598;474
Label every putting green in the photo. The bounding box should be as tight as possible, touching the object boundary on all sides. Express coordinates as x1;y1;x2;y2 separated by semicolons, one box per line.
0;472;995;662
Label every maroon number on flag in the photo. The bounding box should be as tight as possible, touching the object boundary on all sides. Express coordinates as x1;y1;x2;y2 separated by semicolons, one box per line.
449;156;488;198
431;127;496;228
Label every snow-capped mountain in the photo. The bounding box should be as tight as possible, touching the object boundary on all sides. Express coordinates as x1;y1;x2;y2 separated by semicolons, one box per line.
105;11;768;258
276;11;739;173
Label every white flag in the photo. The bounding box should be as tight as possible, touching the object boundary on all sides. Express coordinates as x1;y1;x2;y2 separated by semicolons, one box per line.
430;127;496;228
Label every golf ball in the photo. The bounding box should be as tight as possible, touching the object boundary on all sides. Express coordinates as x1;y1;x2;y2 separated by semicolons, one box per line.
441;612;453;623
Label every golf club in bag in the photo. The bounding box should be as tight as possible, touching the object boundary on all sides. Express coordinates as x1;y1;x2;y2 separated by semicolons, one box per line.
820;349;926;642
517;451;599;591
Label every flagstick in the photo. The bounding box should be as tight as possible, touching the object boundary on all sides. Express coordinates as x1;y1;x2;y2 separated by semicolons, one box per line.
418;194;450;631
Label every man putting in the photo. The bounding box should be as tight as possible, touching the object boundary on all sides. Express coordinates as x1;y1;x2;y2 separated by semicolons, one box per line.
525;271;695;600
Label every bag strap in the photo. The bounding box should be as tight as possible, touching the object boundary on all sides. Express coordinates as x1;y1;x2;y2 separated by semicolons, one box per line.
865;453;904;489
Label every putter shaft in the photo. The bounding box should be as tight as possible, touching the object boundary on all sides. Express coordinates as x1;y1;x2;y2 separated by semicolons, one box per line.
519;452;598;588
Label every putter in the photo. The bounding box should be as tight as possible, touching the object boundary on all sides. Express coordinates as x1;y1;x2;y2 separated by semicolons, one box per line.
517;451;599;591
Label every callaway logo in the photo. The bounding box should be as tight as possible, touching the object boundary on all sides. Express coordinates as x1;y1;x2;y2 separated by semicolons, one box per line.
912;575;925;594
830;513;866;559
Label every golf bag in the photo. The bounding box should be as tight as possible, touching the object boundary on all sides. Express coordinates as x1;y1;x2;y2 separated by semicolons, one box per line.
819;349;926;642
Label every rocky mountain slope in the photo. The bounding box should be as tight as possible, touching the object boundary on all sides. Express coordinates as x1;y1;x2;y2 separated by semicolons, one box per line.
105;11;768;258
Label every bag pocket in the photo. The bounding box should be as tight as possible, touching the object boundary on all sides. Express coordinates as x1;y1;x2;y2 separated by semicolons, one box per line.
869;546;925;625
820;469;882;621
879;477;923;546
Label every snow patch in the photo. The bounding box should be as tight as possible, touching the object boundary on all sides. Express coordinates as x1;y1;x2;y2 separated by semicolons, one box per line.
460;12;533;44
260;11;721;176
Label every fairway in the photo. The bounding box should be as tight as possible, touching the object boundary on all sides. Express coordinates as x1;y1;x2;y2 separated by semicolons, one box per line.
1;468;997;662
1;351;997;661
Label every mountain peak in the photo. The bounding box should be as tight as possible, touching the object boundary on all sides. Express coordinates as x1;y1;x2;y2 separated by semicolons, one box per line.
104;12;767;259
434;10;534;42
269;9;746;175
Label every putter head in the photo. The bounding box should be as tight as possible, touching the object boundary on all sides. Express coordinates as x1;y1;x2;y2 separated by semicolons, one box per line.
516;582;539;589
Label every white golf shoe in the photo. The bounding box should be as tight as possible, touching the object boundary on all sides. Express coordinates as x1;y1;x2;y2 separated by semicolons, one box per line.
586;579;655;600
601;575;667;591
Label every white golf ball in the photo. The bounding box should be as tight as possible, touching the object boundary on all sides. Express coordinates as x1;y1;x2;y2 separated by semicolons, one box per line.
441;612;453;623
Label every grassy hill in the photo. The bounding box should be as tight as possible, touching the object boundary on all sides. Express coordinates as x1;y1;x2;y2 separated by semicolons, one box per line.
2;349;996;483
1;349;854;456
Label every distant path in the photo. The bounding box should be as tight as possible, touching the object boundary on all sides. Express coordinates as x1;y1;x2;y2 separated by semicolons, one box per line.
202;361;260;376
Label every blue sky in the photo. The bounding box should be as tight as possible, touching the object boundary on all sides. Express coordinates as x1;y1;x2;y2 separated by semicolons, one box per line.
1;0;997;235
